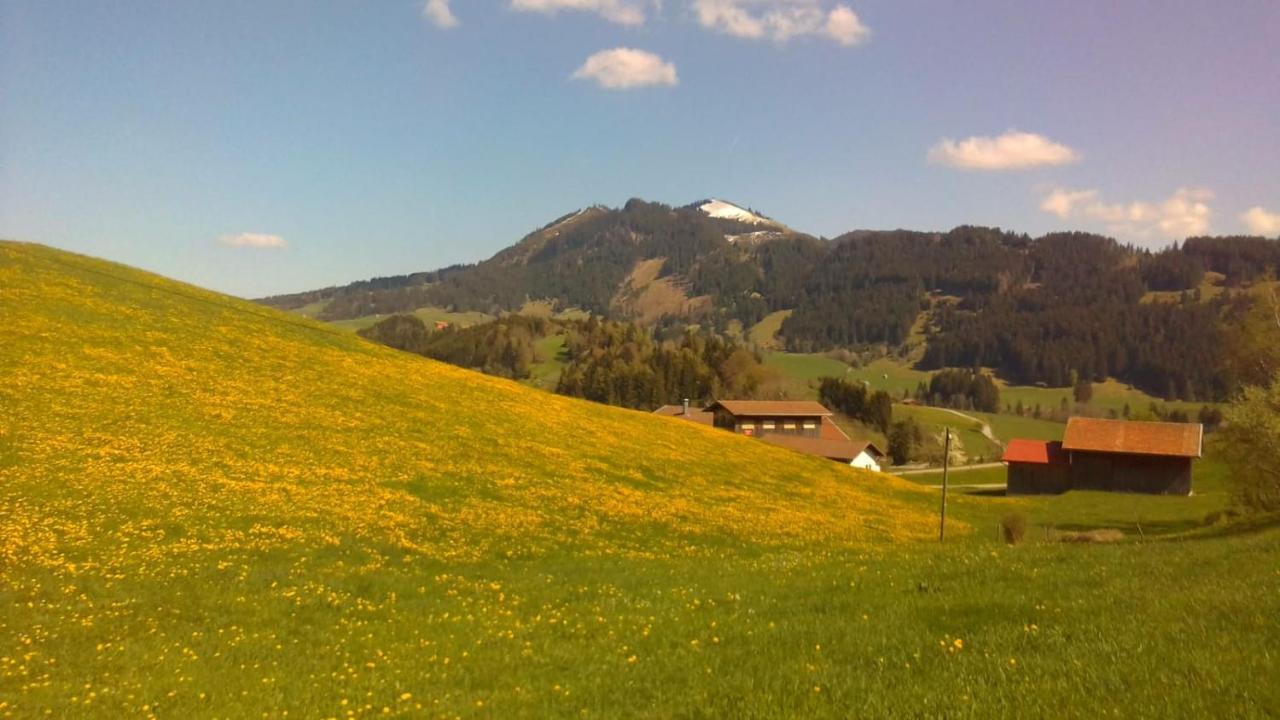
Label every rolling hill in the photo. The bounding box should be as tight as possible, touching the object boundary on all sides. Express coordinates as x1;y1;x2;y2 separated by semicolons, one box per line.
3;241;1278;718
0;241;939;561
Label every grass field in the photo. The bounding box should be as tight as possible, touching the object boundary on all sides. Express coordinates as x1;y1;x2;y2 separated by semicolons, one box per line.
748;310;791;349
893;405;1003;464
1141;271;1228;305
527;333;568;390
905;455;1235;540
971;412;1065;443
3;241;1278;718
326;306;495;332
996;378;1208;418
773;352;1212;418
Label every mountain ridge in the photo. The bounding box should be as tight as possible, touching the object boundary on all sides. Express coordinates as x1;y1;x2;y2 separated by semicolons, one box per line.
256;200;1280;401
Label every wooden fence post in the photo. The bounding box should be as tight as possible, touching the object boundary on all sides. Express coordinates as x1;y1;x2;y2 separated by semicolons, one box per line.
939;428;950;543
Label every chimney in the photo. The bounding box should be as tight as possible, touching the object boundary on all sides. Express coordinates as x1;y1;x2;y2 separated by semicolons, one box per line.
682;398;690;416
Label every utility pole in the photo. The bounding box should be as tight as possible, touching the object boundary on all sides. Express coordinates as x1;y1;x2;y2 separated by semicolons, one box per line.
939;428;951;543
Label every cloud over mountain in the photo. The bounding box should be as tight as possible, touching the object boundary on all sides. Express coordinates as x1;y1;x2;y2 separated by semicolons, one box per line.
1040;187;1214;243
929;131;1078;170
1241;206;1280;236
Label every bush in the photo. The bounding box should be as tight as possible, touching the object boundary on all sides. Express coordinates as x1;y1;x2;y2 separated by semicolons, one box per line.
1000;512;1028;545
1220;377;1280;513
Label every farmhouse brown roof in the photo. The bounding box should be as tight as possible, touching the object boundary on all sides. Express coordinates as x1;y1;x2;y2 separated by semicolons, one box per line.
761;435;878;463
1062;417;1203;459
652;405;714;426
704;400;832;417
1002;439;1068;465
820;417;851;441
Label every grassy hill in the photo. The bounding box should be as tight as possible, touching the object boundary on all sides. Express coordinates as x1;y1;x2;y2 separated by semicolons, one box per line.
2;241;1278;717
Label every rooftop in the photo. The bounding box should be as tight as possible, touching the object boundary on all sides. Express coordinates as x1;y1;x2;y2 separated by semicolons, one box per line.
1002;439;1069;465
1062;417;1203;459
704;400;832;417
761;435;879;463
652;405;714;426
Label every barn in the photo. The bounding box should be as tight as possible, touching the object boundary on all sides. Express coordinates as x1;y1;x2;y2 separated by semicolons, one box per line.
1002;439;1071;495
1061;417;1202;495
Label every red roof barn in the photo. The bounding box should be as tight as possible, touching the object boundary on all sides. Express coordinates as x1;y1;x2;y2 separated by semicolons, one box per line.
1002;440;1070;495
1002;418;1203;496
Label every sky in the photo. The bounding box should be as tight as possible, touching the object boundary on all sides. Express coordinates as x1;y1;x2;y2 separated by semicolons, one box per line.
2;0;1278;298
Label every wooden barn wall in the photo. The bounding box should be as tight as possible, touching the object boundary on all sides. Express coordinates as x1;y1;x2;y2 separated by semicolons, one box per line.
1007;463;1072;495
1070;452;1192;495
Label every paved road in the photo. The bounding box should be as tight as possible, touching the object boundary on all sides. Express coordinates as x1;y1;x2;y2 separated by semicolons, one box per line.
895;461;1004;476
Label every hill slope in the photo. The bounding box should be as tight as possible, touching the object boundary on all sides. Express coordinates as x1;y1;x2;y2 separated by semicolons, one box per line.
3;242;1279;717
0;242;937;567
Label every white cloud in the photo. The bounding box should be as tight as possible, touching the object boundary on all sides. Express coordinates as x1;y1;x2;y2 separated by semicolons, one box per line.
572;48;678;89
423;0;459;28
693;0;869;46
823;6;869;46
512;0;647;26
1040;188;1097;219
1039;187;1214;243
1241;206;1280;236
929;131;1079;171
219;232;287;249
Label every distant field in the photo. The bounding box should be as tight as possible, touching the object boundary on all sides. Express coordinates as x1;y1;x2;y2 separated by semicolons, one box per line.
527;333;567;390
762;352;851;399
893;404;1003;464
1141;271;1227;305
764;351;849;381
844;357;930;397
290;299;330;318
748;310;791;349
516;300;591;321
972;411;1065;443
327;306;495;332
772;352;1214;418
997;378;1208;418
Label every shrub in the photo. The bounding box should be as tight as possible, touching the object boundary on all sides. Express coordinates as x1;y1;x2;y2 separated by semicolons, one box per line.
1000;512;1028;545
1220;376;1280;513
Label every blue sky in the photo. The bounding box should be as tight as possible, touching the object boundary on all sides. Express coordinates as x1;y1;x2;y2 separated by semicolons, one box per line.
2;0;1278;297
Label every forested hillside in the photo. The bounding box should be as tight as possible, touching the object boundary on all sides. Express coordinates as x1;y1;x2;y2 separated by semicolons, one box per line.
358;313;778;409
260;199;1280;401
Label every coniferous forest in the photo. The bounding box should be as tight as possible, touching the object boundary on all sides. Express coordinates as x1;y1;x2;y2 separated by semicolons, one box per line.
267;200;1280;402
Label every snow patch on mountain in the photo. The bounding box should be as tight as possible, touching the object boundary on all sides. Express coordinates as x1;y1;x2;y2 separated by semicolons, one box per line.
698;199;777;226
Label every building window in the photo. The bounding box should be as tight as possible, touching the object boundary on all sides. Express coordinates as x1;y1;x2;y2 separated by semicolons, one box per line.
803;420;817;430
782;421;796;431
762;420;776;430
740;422;755;434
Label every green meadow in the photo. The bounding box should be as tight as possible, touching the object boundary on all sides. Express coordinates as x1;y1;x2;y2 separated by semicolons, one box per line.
327;306;495;332
2;242;1277;718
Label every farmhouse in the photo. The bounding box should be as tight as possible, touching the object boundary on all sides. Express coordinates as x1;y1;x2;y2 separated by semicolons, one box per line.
1003;417;1202;496
654;400;886;471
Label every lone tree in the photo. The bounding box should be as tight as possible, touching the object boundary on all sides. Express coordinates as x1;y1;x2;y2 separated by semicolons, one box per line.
1073;377;1094;405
